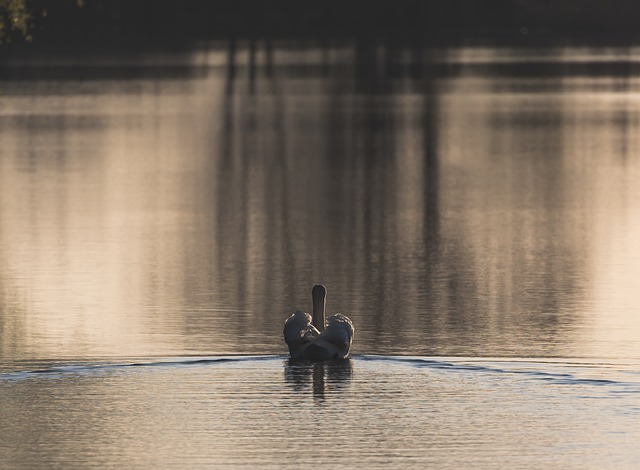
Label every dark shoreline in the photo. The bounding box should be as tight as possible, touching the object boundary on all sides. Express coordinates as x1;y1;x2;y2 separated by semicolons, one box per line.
3;0;640;57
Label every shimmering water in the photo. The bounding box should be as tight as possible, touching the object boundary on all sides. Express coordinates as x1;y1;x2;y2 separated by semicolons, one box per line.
1;356;639;469
1;42;640;468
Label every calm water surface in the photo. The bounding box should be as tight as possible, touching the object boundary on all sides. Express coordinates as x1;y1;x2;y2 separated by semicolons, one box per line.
2;356;640;469
1;43;640;468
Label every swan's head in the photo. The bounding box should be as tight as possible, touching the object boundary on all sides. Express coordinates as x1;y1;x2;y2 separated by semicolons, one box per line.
312;284;326;299
311;284;327;332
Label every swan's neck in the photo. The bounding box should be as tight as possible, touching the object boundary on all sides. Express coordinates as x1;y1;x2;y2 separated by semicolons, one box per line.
312;285;326;332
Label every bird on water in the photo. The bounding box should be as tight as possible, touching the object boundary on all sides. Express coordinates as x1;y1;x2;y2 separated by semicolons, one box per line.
283;285;354;360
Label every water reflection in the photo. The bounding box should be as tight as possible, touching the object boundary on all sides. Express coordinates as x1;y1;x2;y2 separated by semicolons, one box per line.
284;359;353;401
1;43;640;361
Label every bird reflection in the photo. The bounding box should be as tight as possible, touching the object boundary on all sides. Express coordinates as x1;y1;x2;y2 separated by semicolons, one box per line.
284;358;353;400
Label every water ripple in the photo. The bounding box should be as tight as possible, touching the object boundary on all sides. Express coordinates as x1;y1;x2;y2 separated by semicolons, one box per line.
359;355;639;389
1;355;638;392
0;355;282;381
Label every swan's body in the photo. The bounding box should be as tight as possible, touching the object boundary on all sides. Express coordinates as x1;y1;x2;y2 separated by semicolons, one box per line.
283;285;354;360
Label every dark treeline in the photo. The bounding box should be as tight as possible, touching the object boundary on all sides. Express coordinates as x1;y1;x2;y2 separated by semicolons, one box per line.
23;0;522;46
2;0;640;53
16;0;640;48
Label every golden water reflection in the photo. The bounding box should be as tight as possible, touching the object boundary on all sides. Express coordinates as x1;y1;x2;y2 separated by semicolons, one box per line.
1;44;640;361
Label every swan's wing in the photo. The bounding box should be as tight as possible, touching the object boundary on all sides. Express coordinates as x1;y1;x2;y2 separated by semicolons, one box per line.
283;311;319;359
317;313;354;359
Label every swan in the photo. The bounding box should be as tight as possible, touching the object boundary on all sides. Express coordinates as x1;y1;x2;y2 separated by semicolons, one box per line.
283;285;354;360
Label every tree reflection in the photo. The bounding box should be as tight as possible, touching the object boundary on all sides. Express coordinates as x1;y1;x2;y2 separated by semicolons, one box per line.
3;39;633;361
210;40;600;358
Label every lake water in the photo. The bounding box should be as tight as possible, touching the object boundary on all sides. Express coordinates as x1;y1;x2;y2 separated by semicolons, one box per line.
1;42;640;468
